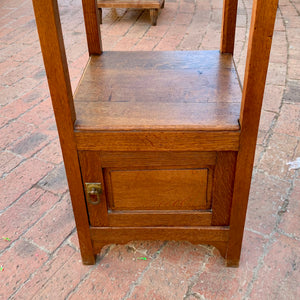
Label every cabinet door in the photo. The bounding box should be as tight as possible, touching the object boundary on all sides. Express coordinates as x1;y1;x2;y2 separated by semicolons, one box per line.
79;151;216;227
79;151;236;227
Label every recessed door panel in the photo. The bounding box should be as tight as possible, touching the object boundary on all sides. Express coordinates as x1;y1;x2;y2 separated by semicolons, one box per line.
107;168;208;210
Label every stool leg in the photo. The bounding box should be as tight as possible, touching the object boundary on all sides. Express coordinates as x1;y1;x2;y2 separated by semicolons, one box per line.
98;8;102;24
150;9;158;26
161;0;165;9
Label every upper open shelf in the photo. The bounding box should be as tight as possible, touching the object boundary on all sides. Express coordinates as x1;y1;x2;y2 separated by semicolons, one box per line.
74;50;242;131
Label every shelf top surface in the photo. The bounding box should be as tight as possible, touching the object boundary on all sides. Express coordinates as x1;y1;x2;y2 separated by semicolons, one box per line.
74;51;242;131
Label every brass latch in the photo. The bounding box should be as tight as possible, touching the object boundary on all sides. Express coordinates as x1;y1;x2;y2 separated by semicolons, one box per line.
85;183;102;205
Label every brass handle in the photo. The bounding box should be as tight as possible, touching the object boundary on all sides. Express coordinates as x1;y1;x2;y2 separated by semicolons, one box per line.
85;183;102;205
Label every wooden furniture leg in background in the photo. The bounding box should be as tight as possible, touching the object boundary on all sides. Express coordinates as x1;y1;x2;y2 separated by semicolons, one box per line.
97;0;164;26
221;0;238;54
150;8;158;25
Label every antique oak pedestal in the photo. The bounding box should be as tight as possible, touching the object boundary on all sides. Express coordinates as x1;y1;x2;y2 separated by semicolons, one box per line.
32;0;278;266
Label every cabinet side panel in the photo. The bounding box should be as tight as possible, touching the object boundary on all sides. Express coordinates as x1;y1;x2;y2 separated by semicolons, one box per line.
211;151;237;226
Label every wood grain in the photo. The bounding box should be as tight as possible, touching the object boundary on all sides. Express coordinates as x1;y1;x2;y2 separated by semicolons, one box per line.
82;0;102;55
106;168;208;210
97;0;164;8
107;211;212;227
221;0;238;54
78;151;109;227
74;51;242;131
100;151;217;168
75;131;240;151
90;226;229;243
75;102;241;131
227;0;279;266
211;151;237;226
32;0;95;264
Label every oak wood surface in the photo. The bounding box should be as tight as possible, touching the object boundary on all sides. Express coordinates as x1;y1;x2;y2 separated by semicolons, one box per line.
78;151;109;227
221;0;238;54
227;0;279;266
106;168;208;210
74;51;242;131
32;0;95;264
75;130;240;151
107;211;212;227
90;226;229;243
211;151;237;226
82;0;102;55
97;0;164;8
100;151;217;168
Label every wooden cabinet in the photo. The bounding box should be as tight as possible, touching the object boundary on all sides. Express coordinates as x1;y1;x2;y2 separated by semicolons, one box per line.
32;0;279;266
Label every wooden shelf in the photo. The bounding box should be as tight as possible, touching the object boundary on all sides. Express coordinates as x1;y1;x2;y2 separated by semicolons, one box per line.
74;51;242;131
97;0;164;9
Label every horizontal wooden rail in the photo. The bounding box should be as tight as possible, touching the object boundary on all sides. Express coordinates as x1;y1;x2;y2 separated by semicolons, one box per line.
75;131;240;151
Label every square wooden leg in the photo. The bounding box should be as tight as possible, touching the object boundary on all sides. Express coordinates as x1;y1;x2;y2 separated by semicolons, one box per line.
150;8;159;26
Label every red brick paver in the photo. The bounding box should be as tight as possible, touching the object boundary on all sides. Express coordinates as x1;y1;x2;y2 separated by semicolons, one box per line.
0;0;299;299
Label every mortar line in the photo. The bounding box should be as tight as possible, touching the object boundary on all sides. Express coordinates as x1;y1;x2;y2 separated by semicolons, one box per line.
65;244;114;299
0;191;67;257
183;250;213;300
122;241;167;300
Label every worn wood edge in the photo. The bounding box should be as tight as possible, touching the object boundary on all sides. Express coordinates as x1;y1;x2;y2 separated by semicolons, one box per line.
74;130;240;151
74;122;241;132
107;211;212;227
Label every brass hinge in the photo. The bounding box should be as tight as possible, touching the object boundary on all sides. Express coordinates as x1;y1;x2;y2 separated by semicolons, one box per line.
85;183;102;205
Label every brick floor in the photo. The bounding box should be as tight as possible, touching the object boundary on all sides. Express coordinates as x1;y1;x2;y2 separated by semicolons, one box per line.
0;0;299;299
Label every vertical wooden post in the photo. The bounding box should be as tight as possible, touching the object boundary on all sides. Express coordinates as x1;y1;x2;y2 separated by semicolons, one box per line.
220;0;238;54
32;0;95;264
82;0;102;55
227;0;279;266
